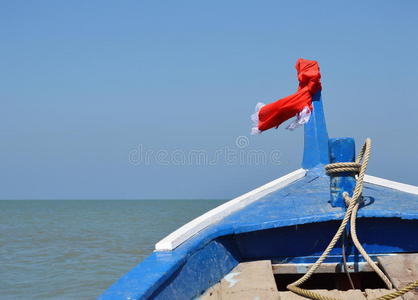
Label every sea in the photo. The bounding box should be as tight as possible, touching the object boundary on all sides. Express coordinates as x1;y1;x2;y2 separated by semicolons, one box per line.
0;200;225;300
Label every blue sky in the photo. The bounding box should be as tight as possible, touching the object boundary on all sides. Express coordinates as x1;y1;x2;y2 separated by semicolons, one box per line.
1;1;417;199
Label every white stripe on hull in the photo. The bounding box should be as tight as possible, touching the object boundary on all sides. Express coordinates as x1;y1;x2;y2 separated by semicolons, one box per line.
155;169;307;251
364;174;418;195
155;170;418;251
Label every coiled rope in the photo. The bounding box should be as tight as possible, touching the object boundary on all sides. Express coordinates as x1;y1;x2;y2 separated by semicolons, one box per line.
287;138;418;300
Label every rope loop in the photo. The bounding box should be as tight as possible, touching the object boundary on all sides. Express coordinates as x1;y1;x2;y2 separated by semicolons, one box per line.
325;162;361;176
287;138;418;300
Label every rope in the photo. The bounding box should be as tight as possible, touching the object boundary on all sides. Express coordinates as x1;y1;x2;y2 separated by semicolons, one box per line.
287;138;418;300
373;280;418;300
350;195;393;289
341;237;355;289
325;162;361;175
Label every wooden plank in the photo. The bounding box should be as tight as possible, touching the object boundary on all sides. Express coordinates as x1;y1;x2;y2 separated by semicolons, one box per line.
201;260;279;299
155;169;306;250
365;289;397;299
321;290;366;300
278;289;366;300
272;262;373;274
377;254;418;300
221;290;279;300
200;285;221;300
278;291;311;299
220;260;279;300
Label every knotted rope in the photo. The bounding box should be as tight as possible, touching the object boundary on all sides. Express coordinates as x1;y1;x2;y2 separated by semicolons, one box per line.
287;138;418;300
325;162;361;177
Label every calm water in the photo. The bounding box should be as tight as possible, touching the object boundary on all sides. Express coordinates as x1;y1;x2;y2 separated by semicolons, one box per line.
0;200;225;300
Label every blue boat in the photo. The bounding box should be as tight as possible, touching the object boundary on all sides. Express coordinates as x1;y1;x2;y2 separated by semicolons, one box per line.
98;91;418;300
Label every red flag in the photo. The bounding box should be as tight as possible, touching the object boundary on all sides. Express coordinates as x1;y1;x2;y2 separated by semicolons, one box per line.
251;58;322;134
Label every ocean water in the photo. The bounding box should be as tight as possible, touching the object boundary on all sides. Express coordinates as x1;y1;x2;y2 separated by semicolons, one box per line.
0;200;225;300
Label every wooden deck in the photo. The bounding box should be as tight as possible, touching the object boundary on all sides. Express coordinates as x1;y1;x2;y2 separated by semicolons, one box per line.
275;289;397;299
200;260;279;300
378;254;418;300
200;256;418;300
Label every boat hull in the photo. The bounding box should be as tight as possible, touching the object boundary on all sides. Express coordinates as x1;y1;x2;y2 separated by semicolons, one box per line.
98;217;418;300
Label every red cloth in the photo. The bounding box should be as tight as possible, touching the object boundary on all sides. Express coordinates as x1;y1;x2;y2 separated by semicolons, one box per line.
257;58;322;132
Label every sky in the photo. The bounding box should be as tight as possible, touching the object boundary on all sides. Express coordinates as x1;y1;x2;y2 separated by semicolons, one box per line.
1;1;417;200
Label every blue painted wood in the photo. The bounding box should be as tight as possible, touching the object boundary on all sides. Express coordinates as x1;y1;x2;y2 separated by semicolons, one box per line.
234;218;418;261
302;92;330;169
98;237;240;300
98;171;418;300
151;238;239;300
328;138;356;207
99;216;418;299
